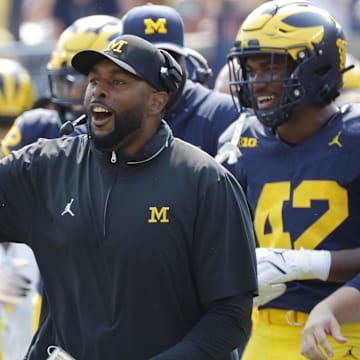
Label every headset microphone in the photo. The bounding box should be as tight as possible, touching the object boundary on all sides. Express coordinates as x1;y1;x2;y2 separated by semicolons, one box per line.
60;114;87;135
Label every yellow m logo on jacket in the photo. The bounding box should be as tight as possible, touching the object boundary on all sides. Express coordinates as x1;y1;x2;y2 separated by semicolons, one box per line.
148;206;170;223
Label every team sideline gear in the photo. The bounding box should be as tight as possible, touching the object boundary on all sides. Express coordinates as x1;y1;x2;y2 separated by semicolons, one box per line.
227;0;349;129
3;122;257;359
256;247;331;284
0;257;32;305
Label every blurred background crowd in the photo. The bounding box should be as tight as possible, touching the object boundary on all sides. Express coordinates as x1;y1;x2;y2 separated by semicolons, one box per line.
0;0;360;97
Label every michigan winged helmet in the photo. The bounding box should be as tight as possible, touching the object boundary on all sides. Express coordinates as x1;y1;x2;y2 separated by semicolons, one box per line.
0;59;35;125
228;0;350;128
47;15;123;117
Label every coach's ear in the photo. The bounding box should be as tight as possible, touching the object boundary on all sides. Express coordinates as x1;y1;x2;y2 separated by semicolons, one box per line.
147;91;169;116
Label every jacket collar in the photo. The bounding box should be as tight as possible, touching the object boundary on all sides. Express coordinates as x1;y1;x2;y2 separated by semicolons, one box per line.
90;120;173;166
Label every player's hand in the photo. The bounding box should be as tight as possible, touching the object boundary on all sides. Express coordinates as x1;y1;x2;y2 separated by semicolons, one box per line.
256;247;331;286
0;258;32;305
253;281;286;307
300;305;346;360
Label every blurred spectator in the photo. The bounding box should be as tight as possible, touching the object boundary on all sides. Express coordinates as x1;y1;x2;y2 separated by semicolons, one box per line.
0;28;15;45
351;0;360;32
20;0;59;43
337;53;360;105
118;0;172;16
311;0;352;35
174;0;214;33
0;0;22;40
212;0;254;87
51;0;120;37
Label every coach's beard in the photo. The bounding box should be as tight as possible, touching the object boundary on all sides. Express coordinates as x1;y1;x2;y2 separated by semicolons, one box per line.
89;109;142;151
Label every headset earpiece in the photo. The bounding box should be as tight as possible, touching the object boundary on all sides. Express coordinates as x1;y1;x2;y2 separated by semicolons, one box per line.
159;50;183;93
185;47;212;85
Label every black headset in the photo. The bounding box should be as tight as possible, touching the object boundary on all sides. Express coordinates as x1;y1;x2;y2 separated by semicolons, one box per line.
185;47;213;85
159;49;183;93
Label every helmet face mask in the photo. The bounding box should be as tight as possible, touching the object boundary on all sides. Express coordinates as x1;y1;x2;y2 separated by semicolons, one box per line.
48;69;87;107
228;0;348;129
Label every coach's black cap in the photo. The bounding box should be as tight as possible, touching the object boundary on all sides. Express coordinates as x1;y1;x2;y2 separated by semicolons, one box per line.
72;34;173;92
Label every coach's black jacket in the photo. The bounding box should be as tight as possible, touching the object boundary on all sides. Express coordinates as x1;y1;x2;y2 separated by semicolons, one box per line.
0;122;257;360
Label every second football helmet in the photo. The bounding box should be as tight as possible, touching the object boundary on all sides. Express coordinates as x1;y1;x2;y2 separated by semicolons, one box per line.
0;59;35;125
228;0;349;128
47;15;123;121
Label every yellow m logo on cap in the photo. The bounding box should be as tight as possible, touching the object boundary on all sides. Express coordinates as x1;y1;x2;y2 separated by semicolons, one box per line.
144;18;168;35
104;39;128;53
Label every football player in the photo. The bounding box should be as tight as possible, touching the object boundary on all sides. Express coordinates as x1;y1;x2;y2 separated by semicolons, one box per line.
217;1;360;359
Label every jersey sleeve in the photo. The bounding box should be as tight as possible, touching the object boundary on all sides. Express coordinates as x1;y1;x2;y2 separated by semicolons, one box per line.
345;273;360;291
0;109;62;157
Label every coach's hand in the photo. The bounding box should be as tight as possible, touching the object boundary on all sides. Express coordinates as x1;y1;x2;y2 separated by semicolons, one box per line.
0;258;32;305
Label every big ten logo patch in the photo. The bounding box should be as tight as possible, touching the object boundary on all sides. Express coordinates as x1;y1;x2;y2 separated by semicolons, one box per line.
238;137;258;148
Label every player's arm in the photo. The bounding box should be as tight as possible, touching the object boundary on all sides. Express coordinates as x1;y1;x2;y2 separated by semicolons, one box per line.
300;283;360;360
0;256;32;305
0;116;22;158
328;248;360;282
